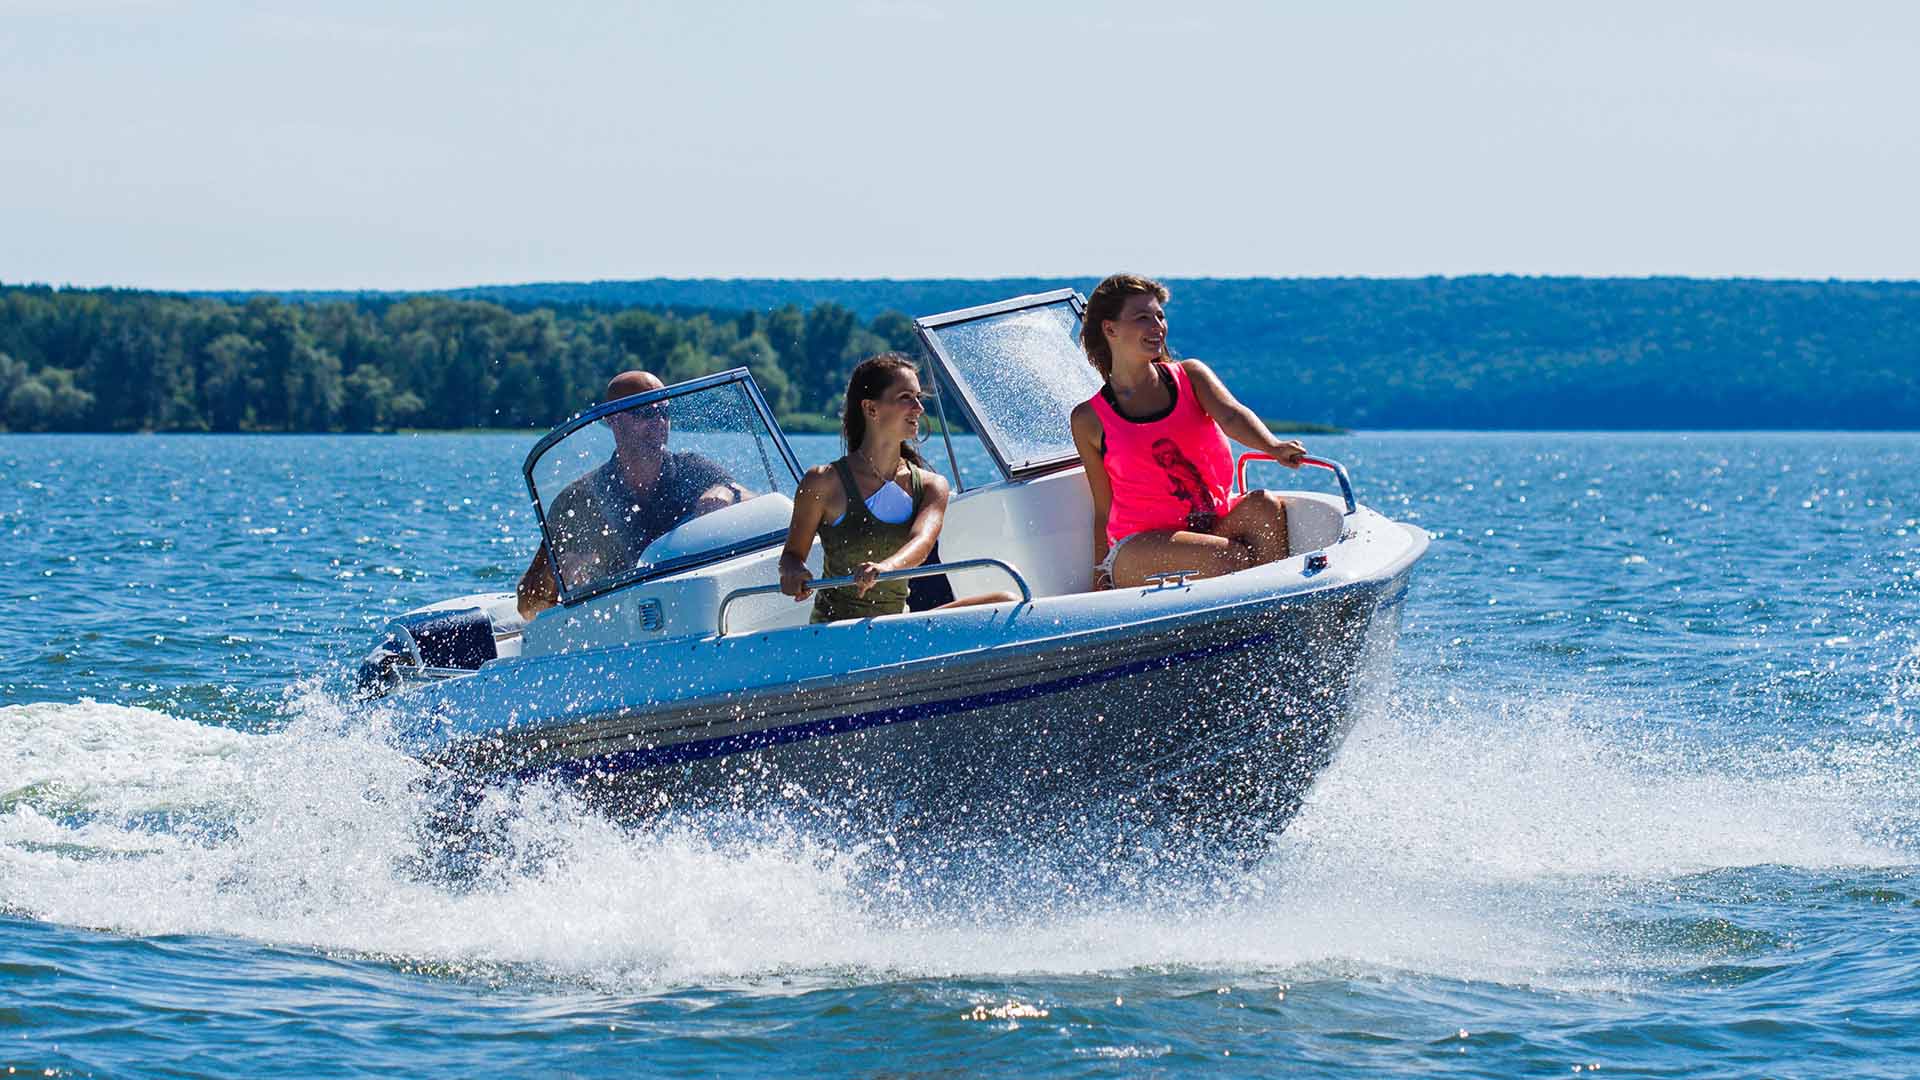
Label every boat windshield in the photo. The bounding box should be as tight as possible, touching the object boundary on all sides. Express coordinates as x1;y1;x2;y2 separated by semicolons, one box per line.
915;290;1101;480
523;370;801;605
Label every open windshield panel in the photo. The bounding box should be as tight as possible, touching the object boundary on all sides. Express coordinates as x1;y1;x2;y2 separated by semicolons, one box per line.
522;369;802;606
914;290;1101;483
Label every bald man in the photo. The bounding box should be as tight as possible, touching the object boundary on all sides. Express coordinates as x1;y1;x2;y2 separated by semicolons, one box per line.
516;370;741;618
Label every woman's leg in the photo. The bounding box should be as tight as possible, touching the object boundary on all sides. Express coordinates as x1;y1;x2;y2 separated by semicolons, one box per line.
1216;489;1290;563
1109;493;1292;587
936;590;1020;610
1110;528;1251;586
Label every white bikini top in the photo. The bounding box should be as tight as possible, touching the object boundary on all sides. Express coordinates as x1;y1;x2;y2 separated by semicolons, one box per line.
830;479;915;526
863;479;915;524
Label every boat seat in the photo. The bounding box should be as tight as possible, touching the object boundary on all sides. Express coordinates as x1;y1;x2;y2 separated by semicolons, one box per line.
937;470;1095;600
936;471;1351;599
1285;496;1345;553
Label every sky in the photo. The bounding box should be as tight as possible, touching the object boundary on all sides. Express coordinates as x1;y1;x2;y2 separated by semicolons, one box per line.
2;0;1915;290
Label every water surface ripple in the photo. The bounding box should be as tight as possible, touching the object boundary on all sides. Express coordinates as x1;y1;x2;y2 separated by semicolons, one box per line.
3;431;1917;1077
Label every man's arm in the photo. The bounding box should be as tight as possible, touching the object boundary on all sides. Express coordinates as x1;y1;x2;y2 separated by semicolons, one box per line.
691;479;749;516
675;453;745;519
517;542;558;619
518;484;622;618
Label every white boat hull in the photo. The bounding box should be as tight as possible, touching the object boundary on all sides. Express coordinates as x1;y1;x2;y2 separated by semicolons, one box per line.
377;512;1423;860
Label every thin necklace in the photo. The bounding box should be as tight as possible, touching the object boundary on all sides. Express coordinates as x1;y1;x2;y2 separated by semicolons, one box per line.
864;443;906;480
858;444;900;485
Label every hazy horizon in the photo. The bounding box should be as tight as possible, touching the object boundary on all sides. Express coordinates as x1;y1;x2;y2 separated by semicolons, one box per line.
9;270;1920;296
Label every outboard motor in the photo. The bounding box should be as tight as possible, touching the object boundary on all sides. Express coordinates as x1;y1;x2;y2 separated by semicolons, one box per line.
356;596;524;699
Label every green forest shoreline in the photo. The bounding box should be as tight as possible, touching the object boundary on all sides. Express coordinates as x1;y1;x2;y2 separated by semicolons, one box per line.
4;276;1918;434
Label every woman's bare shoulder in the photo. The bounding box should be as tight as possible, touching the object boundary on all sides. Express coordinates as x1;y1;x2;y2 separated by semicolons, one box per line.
797;464;842;497
1178;359;1235;398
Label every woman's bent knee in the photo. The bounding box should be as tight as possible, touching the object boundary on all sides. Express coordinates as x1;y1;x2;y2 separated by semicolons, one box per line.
1244;489;1287;522
1219;490;1289;563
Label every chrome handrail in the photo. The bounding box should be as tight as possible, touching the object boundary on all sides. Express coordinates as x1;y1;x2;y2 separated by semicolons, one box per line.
717;557;1032;635
1235;453;1357;515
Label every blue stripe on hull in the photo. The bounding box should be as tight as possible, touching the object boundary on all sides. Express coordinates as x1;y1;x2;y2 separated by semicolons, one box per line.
528;610;1315;782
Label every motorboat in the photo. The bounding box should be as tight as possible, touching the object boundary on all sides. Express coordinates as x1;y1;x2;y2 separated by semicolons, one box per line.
356;290;1429;859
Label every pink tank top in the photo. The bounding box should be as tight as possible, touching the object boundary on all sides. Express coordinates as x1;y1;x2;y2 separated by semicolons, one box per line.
1086;361;1241;545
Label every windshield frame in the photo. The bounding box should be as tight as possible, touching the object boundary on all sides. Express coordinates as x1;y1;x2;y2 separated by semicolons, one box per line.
913;288;1090;484
519;367;802;607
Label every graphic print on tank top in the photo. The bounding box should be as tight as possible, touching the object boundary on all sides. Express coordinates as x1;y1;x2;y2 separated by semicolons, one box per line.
1150;437;1219;530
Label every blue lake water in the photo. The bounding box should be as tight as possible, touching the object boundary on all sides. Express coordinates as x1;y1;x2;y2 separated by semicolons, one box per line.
3;430;1917;1077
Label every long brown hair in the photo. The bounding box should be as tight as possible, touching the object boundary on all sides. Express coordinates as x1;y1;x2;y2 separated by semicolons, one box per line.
1080;273;1170;380
841;353;927;467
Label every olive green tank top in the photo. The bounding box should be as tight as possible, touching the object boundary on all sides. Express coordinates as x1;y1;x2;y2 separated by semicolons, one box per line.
811;456;926;623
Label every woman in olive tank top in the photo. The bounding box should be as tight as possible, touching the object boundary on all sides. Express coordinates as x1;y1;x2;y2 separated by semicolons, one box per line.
779;354;1017;622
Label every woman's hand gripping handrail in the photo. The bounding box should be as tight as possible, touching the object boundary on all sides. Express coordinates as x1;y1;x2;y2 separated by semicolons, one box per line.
717;557;1032;635
1234;453;1357;515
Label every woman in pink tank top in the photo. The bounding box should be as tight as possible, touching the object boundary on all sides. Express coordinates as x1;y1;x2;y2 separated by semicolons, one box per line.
1068;274;1309;590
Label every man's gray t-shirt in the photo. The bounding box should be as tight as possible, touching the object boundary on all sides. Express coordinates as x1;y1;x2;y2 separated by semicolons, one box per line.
547;452;731;589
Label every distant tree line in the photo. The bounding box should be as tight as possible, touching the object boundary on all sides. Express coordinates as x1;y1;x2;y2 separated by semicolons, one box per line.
0;285;919;433
200;275;1920;430
1154;276;1920;430
9;275;1920;432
